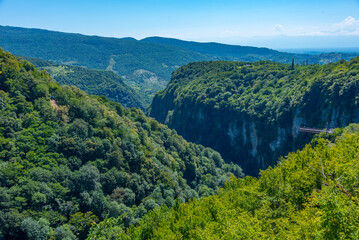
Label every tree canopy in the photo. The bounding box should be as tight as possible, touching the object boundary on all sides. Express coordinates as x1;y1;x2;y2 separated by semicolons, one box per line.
89;124;359;239
149;58;359;175
0;48;242;240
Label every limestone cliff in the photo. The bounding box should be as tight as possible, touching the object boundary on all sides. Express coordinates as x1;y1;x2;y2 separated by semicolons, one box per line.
149;59;359;175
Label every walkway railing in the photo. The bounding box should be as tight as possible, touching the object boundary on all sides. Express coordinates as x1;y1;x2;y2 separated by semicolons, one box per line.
299;127;333;134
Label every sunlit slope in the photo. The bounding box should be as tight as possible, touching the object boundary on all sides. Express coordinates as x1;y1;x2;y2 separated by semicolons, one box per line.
89;124;359;239
0;48;242;239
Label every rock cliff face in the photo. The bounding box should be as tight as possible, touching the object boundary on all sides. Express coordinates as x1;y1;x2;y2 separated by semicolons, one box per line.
149;59;359;175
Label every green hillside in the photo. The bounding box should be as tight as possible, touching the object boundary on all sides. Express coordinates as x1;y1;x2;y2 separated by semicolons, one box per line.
0;26;214;105
1;26;358;105
89;124;359;239
21;57;145;109
0;48;242;239
149;59;359;175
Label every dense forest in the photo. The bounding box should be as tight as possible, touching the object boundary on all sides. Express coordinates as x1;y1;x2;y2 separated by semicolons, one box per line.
0;48;243;239
1;26;358;105
89;124;359;239
20;57;145;109
149;58;359;175
1;27;359;239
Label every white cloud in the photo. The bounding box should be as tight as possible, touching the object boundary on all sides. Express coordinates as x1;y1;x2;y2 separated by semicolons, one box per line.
332;16;359;35
282;16;359;36
274;24;284;33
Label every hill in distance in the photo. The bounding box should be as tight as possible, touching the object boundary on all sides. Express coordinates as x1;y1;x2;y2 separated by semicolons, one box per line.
0;26;213;105
142;36;359;64
20;57;145;109
142;36;300;61
1;25;358;105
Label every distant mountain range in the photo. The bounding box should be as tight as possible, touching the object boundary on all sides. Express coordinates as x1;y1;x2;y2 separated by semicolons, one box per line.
142;37;359;64
0;25;358;106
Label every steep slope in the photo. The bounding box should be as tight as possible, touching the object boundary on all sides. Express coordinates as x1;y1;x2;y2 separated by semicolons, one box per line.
89;124;359;239
21;57;145;109
149;59;359;175
0;48;242;240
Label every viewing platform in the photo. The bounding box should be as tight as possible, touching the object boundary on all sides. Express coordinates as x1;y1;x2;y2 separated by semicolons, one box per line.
299;127;334;134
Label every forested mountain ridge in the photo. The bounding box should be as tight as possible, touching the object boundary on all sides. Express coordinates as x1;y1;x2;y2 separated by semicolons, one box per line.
1;26;358;105
0;48;243;239
0;26;214;105
20;57;145;109
142;36;359;64
89;124;359;239
149;58;359;175
142;36;292;60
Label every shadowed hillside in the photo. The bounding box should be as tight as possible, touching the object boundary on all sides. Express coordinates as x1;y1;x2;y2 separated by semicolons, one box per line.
149;59;359;175
89;124;359;239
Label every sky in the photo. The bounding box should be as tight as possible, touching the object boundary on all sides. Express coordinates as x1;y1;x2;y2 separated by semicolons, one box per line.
0;0;359;49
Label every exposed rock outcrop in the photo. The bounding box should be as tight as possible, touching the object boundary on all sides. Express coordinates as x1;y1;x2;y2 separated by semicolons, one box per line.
149;59;359;175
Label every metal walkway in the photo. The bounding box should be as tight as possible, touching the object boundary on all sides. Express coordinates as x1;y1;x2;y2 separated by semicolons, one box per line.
299;127;333;134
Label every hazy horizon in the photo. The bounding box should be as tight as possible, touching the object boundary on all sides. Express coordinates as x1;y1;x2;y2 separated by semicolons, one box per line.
0;0;359;49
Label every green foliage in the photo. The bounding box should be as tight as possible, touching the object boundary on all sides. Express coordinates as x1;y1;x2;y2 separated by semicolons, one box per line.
149;58;359;175
0;48;240;239
22;57;145;109
89;124;359;239
69;212;99;239
21;217;51;240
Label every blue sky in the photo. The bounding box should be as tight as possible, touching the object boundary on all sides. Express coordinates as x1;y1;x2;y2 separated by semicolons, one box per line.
0;0;359;49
